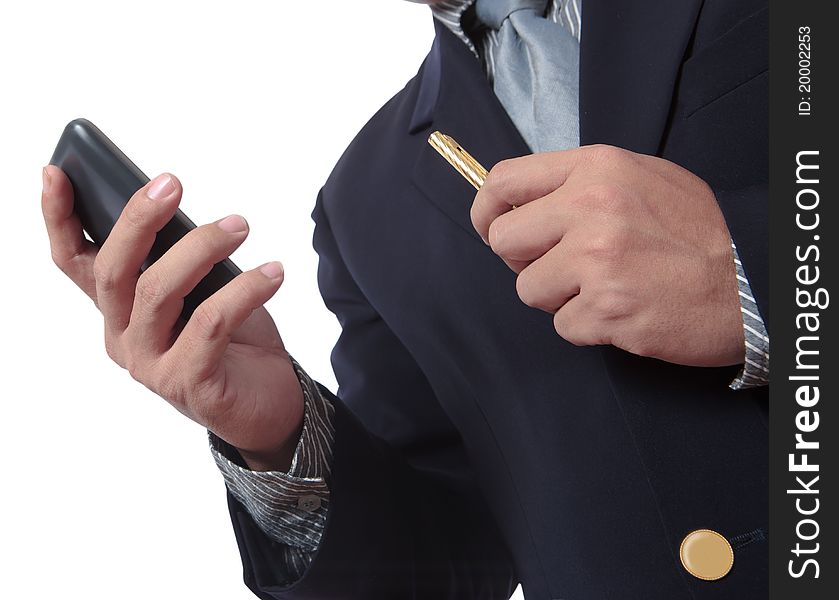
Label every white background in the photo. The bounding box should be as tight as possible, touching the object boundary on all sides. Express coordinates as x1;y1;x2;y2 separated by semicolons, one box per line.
1;1;525;598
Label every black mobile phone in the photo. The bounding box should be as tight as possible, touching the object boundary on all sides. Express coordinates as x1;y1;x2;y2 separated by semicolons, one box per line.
49;118;242;322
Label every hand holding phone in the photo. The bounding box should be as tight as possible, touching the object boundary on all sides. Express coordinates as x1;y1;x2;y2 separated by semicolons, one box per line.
50;118;242;322
42;119;304;472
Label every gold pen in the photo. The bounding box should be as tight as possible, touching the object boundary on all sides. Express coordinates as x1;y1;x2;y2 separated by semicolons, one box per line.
428;131;519;209
427;131;488;190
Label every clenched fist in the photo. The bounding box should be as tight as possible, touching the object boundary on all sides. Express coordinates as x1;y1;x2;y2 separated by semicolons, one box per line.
471;145;744;367
42;166;303;471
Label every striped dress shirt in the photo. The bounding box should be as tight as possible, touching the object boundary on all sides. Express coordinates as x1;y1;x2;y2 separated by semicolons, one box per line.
211;0;769;585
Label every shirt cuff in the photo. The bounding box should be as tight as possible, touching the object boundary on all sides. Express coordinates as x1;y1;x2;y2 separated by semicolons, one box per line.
208;356;335;555
728;242;770;390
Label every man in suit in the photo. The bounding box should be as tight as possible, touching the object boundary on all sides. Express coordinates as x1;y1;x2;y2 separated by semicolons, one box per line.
42;0;768;598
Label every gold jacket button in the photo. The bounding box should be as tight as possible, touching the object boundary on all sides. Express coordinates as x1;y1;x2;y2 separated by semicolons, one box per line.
679;529;734;581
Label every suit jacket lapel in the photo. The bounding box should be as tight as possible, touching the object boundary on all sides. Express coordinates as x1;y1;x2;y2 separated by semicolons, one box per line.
579;0;702;153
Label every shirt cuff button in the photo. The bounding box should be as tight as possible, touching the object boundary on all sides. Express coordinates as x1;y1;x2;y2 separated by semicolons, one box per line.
298;495;322;512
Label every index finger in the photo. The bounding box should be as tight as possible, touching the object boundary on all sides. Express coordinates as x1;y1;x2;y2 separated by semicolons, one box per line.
470;148;584;244
41;165;99;302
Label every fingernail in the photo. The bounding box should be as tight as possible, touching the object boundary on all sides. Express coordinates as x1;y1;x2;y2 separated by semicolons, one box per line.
218;214;248;233
488;224;499;248
42;167;52;193
147;174;175;200
259;261;284;279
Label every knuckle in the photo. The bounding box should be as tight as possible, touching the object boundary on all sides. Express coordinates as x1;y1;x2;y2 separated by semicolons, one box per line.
586;144;625;165
103;332;124;367
193;301;227;340
52;250;87;280
552;311;573;341
620;334;655;358
585;230;627;264
485;158;517;193
592;289;628;321
135;270;168;309
92;254;117;292
50;249;67;272
121;347;162;389
553;313;591;347
515;270;538;308
124;354;144;383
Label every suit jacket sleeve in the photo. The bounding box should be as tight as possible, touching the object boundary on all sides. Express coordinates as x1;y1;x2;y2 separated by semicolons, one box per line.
222;190;516;600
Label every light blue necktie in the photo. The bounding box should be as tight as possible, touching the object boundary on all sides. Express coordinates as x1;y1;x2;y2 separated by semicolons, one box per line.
474;0;581;153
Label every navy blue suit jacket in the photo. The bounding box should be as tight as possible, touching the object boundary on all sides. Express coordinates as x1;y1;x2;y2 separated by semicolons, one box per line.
226;1;769;598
